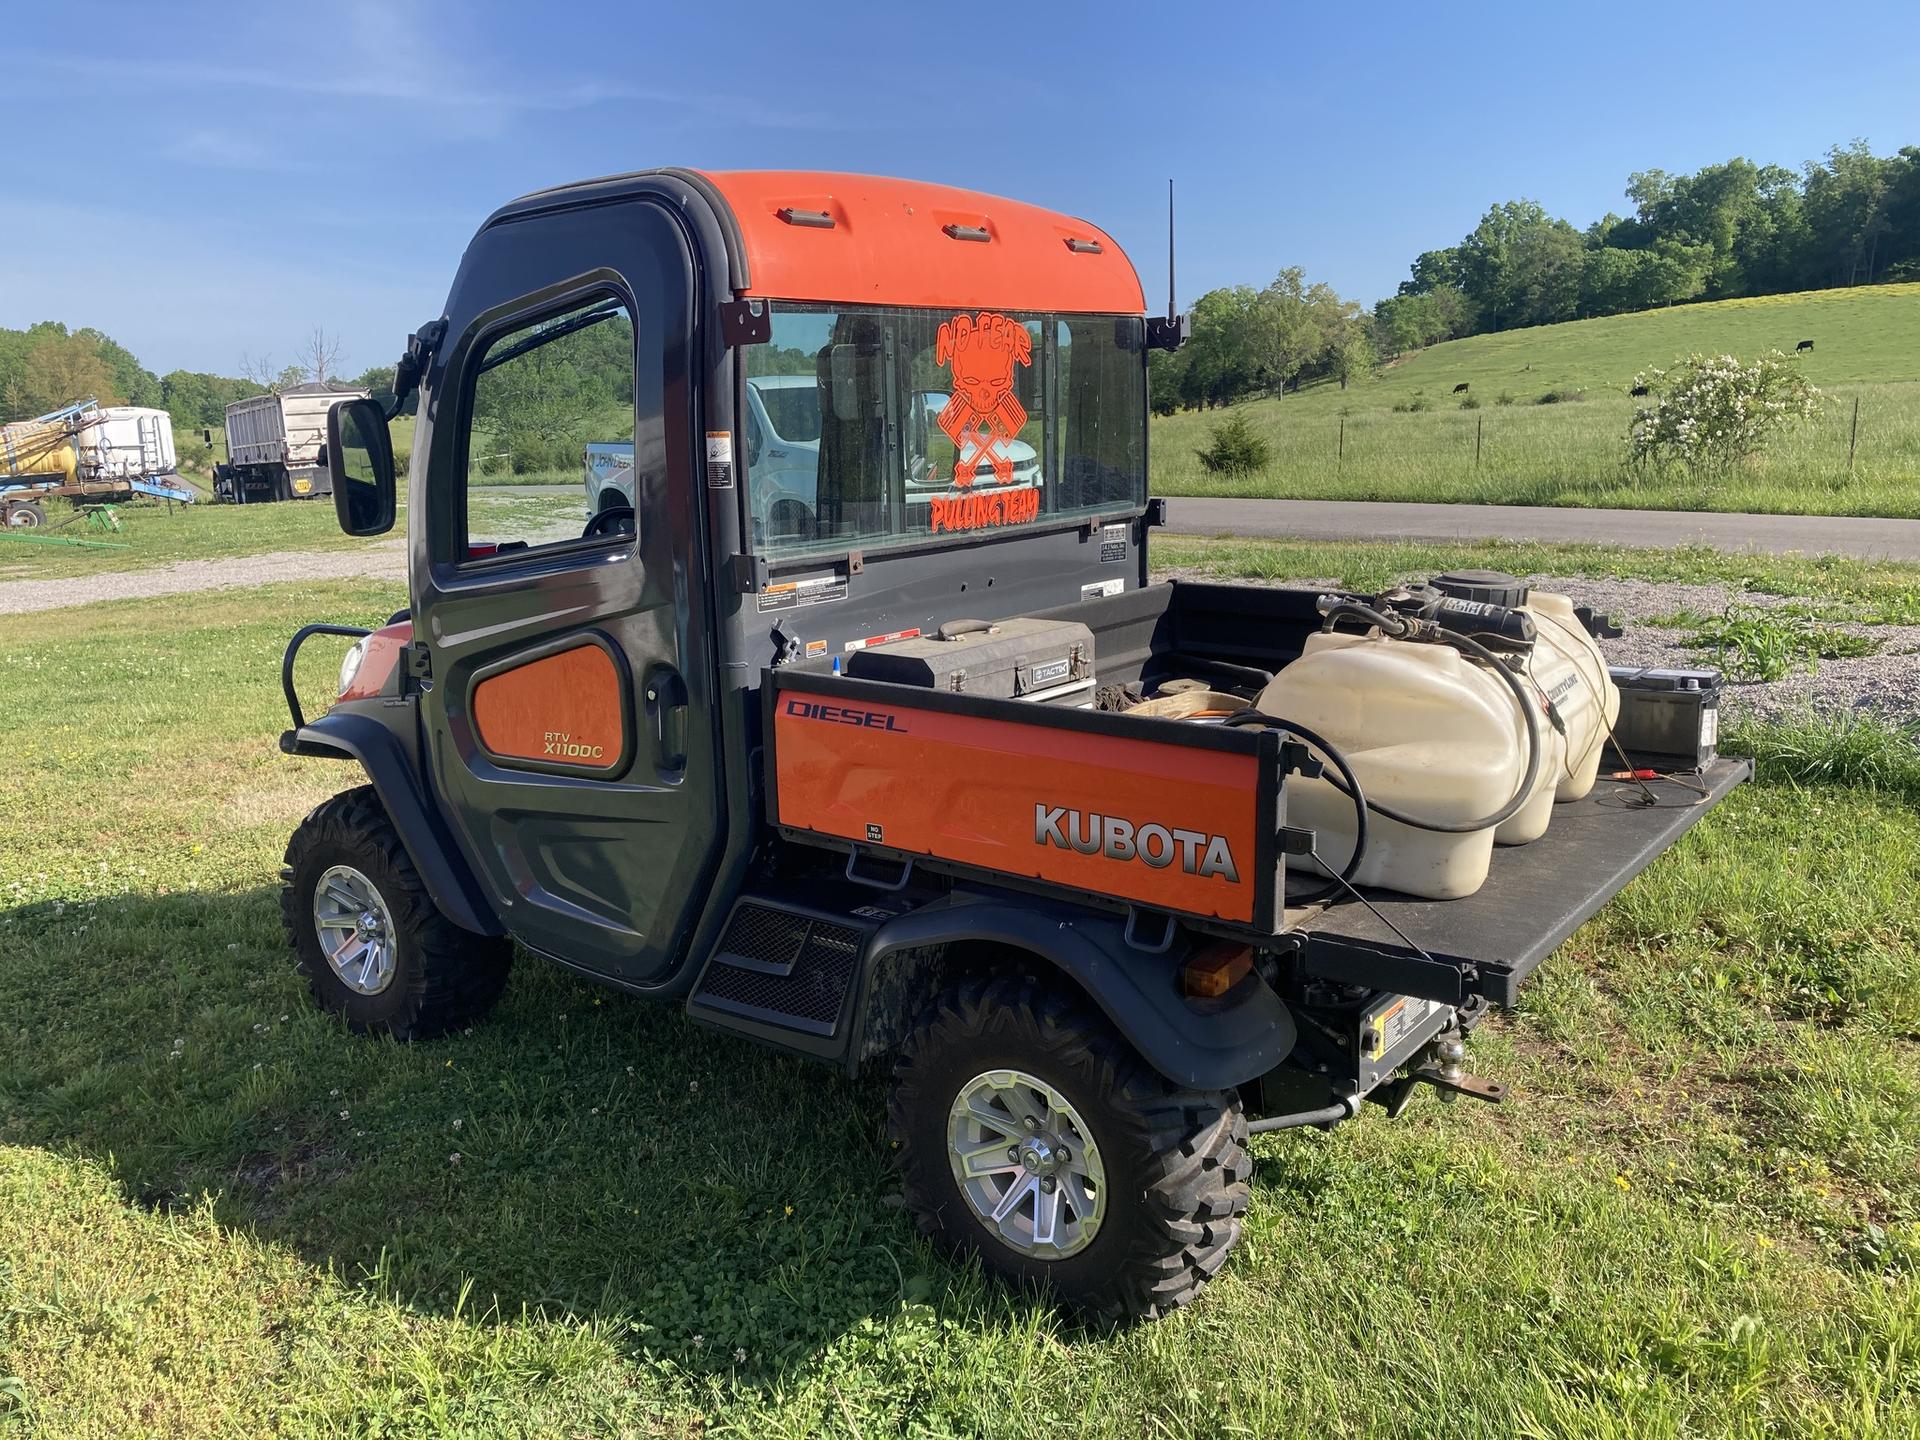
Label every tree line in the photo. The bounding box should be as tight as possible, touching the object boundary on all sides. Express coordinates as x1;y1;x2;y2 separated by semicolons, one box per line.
1155;140;1916;413
9;140;1913;428
0;322;399;429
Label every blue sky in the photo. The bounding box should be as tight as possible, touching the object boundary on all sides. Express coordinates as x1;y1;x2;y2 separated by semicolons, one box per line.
2;0;1914;378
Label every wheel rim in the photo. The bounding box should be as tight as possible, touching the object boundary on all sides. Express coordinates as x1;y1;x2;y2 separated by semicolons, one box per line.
946;1068;1106;1259
311;864;398;995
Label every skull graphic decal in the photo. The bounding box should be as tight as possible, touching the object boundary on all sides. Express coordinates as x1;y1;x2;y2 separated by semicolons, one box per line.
933;311;1033;486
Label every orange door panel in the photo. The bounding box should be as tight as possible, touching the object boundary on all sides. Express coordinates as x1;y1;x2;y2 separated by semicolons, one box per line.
773;692;1265;924
472;643;627;772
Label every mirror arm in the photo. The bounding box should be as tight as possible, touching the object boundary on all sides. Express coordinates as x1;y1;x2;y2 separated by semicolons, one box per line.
385;317;448;422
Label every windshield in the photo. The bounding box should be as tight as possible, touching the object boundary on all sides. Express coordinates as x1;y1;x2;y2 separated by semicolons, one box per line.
744;304;1146;555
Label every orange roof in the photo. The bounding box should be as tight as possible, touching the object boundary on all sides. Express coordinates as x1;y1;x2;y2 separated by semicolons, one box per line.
695;171;1146;315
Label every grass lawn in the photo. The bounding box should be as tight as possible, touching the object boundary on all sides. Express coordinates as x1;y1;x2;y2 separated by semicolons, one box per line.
1152;283;1920;517
3;555;1919;1437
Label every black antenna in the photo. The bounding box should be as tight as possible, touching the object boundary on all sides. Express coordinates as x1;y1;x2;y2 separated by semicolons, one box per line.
1166;178;1177;322
1146;179;1188;351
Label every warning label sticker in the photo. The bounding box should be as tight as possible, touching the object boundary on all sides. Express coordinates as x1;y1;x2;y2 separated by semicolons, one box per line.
1080;578;1124;600
705;431;734;489
843;627;922;653
756;571;847;613
1099;523;1129;563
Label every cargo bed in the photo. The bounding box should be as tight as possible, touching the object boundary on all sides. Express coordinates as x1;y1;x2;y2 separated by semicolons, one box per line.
1296;756;1751;1006
762;579;1747;995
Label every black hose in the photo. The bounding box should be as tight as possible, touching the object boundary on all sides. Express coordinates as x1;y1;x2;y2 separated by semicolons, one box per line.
1314;603;1546;836
1219;711;1368;903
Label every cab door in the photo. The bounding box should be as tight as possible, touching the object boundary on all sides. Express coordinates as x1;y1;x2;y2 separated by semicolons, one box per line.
410;197;725;986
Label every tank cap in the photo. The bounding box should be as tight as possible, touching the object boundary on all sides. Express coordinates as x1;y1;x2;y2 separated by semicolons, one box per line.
1429;569;1531;608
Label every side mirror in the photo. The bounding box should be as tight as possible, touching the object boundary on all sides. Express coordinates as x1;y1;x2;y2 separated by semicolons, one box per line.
328;398;396;536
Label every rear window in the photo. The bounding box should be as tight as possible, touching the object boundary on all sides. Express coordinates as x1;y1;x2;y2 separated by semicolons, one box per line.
744;304;1145;556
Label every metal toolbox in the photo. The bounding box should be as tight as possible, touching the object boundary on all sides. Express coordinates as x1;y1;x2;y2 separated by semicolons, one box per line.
845;618;1095;704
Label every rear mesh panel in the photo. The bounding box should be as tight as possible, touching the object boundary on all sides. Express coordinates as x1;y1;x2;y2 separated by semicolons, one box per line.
697;912;862;1032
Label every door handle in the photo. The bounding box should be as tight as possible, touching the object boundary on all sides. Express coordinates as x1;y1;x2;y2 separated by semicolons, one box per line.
644;667;689;773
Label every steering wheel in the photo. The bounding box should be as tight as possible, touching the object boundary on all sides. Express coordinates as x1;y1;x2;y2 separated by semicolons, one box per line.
583;504;635;540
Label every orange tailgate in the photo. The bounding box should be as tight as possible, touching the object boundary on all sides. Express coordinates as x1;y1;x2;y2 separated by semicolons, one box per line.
771;683;1276;927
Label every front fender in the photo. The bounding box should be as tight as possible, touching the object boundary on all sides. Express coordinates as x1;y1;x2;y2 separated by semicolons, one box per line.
857;890;1296;1092
281;708;503;937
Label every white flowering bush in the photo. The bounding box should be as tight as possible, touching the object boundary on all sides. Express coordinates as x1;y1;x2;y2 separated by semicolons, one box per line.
1626;352;1821;480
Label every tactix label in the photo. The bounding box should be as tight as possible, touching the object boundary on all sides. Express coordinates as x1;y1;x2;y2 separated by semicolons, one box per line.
1034;804;1239;882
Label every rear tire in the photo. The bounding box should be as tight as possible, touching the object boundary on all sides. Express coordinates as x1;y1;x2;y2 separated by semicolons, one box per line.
4;501;46;528
281;786;511;1038
889;973;1250;1321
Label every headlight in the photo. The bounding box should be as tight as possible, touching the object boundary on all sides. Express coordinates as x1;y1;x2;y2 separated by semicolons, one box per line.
338;637;370;696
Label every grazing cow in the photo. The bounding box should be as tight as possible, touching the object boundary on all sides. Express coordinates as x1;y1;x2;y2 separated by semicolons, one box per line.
1797;339;1814;353
1452;382;1470;394
1629;384;1650;397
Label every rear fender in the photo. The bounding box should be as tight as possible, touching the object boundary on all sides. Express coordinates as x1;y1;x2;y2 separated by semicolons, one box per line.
282;707;503;937
854;890;1296;1092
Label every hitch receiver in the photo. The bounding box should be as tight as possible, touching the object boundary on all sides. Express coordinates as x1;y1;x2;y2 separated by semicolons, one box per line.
1376;1066;1507;1119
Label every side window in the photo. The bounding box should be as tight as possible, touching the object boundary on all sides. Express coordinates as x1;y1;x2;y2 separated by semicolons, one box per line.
461;295;636;555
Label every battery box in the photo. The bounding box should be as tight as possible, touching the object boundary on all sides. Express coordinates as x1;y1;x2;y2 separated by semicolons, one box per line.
1609;665;1723;769
845;618;1095;705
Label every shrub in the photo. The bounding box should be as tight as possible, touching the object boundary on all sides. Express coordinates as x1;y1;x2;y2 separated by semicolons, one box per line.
1459;394;1482;410
1495;391;1516;406
1627;351;1821;480
1391;392;1432;414
1536;388;1585;405
507;434;577;476
1195;414;1271;477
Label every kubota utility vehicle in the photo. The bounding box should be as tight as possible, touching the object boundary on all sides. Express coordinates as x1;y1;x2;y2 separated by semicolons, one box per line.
277;169;1747;1319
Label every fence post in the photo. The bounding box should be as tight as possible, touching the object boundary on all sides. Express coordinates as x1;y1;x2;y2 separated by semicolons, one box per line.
1475;414;1483;471
1337;416;1345;472
1848;396;1860;474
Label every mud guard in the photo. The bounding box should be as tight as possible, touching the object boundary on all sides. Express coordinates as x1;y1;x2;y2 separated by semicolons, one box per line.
281;711;504;937
855;889;1296;1092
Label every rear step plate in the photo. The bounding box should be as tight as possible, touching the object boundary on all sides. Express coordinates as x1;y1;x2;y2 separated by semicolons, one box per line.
687;887;897;1059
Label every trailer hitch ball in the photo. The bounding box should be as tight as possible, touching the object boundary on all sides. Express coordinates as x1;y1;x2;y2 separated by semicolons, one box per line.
1433;1035;1467;1103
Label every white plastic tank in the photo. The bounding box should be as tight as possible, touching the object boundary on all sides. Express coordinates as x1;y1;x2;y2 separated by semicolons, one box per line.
1428;571;1620;802
75;406;177;479
1259;632;1551;901
1525;590;1620;799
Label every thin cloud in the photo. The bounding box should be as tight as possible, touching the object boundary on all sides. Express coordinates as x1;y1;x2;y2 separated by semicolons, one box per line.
164;129;299;171
8;2;845;139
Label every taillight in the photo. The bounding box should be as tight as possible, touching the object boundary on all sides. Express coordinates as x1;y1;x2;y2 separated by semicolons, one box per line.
1181;943;1254;999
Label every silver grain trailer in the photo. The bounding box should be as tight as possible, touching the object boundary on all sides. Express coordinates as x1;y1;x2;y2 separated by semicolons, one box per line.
215;383;368;503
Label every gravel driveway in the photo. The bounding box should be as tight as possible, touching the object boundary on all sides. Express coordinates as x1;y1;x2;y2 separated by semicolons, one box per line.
0;542;406;617
1543;576;1920;727
1164;568;1920;727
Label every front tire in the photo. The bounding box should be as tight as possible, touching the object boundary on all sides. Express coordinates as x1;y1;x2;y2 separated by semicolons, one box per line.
889;974;1250;1320
281;786;511;1038
4;500;46;528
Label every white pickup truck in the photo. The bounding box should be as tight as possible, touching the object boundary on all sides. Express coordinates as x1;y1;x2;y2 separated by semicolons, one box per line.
584;374;1039;541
